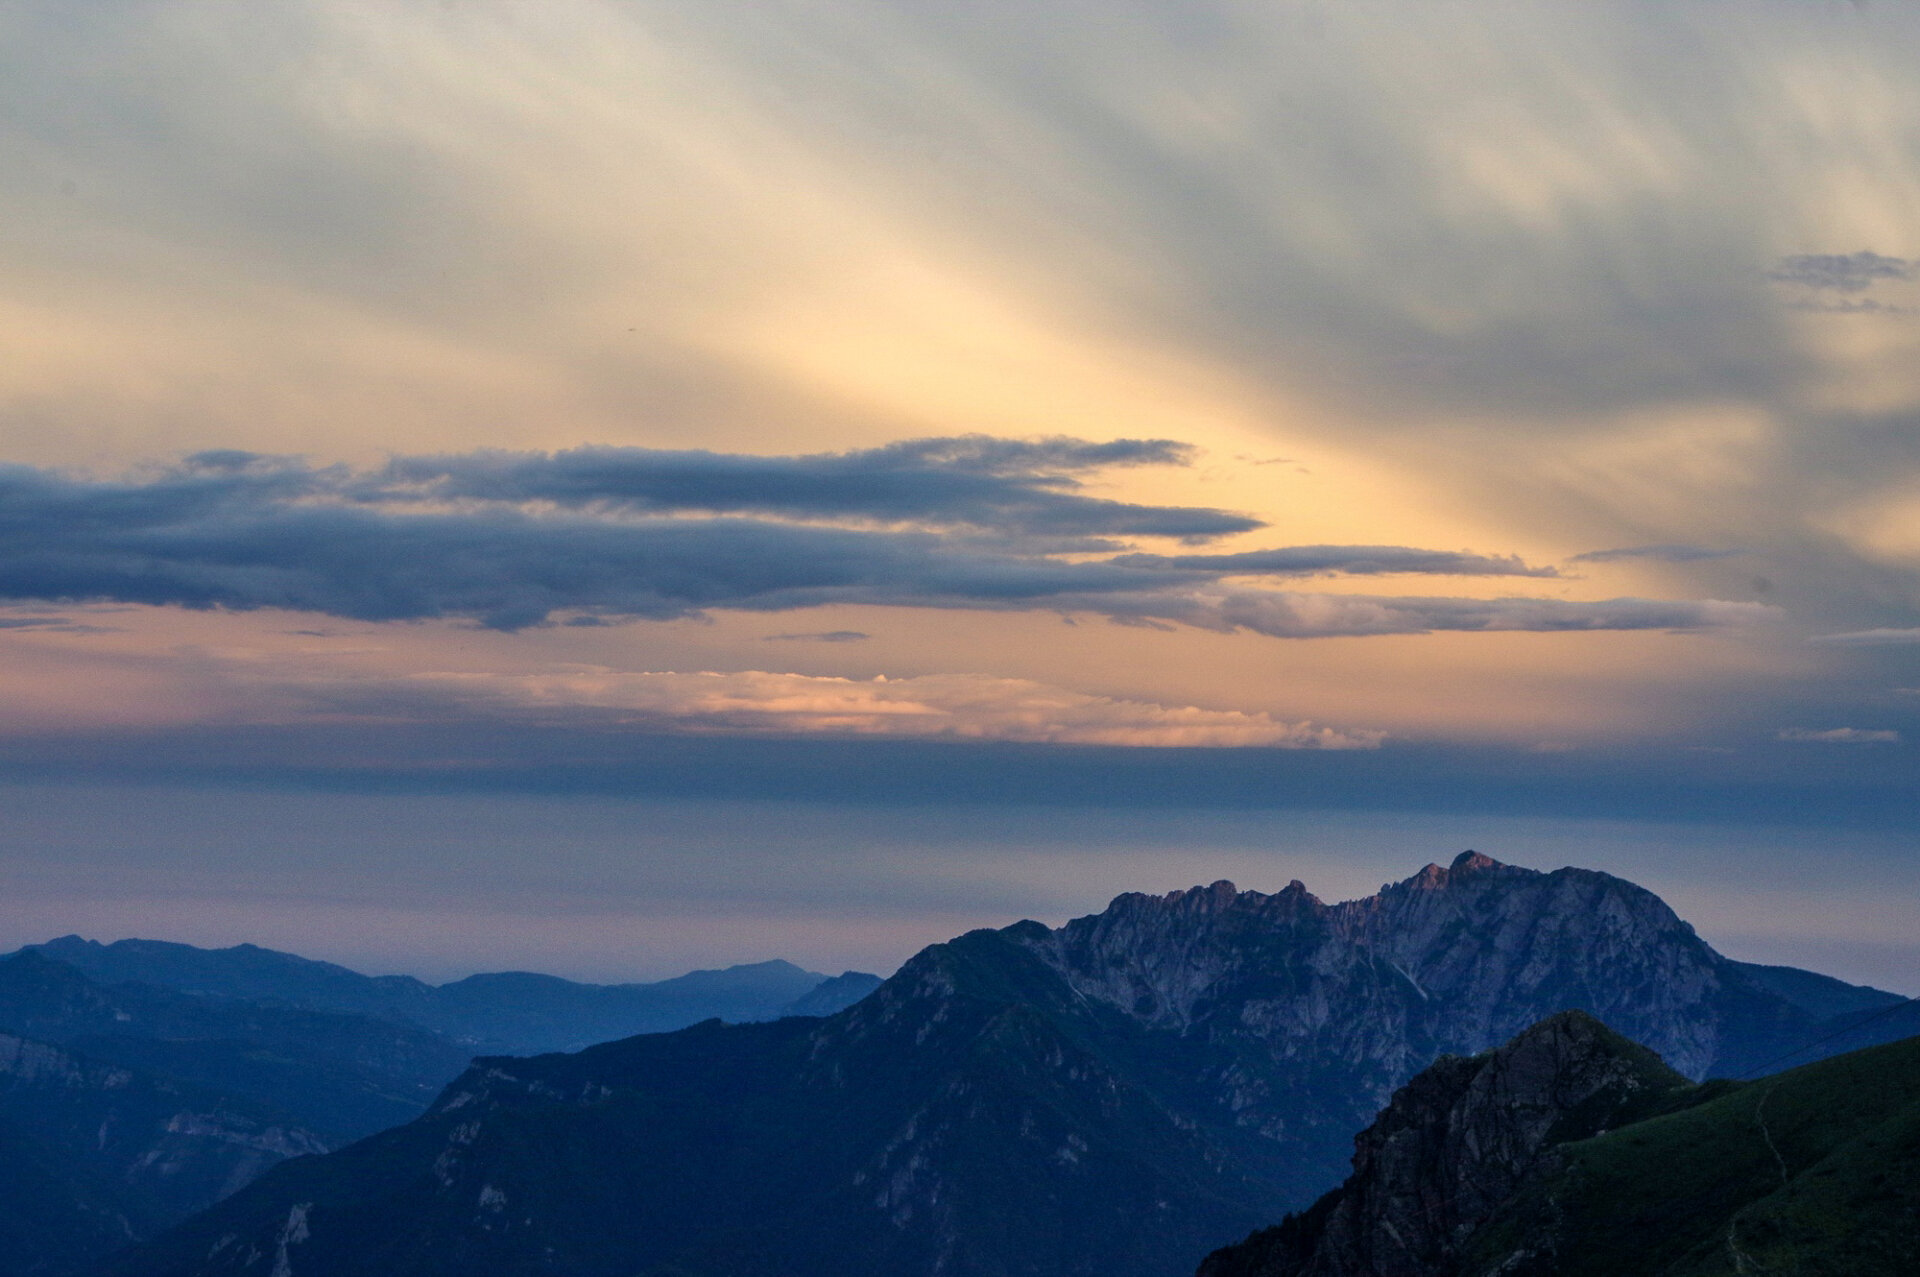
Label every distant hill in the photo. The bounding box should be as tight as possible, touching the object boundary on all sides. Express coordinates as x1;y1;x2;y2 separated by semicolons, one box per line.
0;951;470;1143
0;943;880;1277
20;937;883;1055
1200;1016;1920;1277
92;853;1918;1277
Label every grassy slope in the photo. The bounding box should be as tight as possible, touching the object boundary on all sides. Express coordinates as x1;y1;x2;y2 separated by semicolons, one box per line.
1461;1033;1920;1277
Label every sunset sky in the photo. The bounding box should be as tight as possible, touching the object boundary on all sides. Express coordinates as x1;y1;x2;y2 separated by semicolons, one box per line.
2;0;1916;990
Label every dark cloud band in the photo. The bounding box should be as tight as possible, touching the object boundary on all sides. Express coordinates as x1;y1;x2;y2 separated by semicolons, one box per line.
367;437;1260;542
1768;252;1917;294
1110;546;1557;577
0;447;1768;638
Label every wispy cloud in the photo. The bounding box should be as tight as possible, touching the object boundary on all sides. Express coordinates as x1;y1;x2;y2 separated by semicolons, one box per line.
353;667;1388;749
0;612;114;634
765;631;870;643
1808;628;1920;647
1568;545;1742;564
1188;592;1772;639
1767;253;1919;315
1767;252;1918;293
1776;727;1901;744
1109;546;1558;578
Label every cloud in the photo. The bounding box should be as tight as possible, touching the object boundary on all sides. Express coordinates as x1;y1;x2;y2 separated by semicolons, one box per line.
0;611;114;634
1785;298;1917;316
1186;592;1774;640
0;449;1777;638
392;668;1385;749
1568;545;1742;564
1768;252;1918;293
1776;727;1901;744
765;631;870;643
3;0;1919;680
1808;628;1920;647
371;438;1260;542
1108;546;1558;577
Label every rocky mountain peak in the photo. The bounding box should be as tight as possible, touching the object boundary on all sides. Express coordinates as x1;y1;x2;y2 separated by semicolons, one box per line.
1405;850;1518;890
1449;849;1502;874
1016;855;1734;1075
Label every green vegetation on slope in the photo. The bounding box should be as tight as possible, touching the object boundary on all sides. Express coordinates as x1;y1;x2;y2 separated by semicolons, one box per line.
1461;1033;1920;1277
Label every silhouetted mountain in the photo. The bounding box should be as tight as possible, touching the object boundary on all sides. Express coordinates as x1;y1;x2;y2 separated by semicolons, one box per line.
1201;1018;1920;1277
23;938;432;1018
782;970;886;1017
419;960;854;1052
0;952;470;1143
94;854;1913;1277
22;939;881;1055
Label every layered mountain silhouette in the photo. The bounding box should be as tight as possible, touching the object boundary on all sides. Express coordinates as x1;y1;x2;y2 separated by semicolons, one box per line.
1200;1012;1920;1276
0;951;470;1145
0;944;879;1276
92;853;1917;1277
18;937;883;1056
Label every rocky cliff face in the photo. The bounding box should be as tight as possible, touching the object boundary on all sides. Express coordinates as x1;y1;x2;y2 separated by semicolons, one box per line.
1033;853;1789;1086
1012;852;1886;1189
1196;1012;1690;1277
94;855;1908;1277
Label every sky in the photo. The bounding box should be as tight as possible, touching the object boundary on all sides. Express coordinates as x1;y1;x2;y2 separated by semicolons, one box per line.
1;0;1916;991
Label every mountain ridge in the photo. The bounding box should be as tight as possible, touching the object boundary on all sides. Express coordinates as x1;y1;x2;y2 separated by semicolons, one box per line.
16;938;883;1055
91;852;1917;1277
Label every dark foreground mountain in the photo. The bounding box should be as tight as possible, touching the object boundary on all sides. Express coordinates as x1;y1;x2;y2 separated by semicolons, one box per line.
94;853;1916;1277
19;937;883;1055
1200;1019;1920;1277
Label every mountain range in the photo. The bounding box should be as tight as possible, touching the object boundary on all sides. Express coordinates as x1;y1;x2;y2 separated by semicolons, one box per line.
16;937;884;1056
0;943;880;1277
90;852;1919;1277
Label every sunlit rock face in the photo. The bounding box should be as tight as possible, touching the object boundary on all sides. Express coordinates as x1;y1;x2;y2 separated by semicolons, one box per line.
97;857;1906;1277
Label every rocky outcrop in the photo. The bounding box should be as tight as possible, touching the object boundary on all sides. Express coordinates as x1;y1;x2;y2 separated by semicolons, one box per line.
1197;1012;1688;1277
